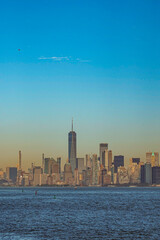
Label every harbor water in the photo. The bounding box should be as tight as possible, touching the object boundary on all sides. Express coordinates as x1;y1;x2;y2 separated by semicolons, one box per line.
0;187;160;239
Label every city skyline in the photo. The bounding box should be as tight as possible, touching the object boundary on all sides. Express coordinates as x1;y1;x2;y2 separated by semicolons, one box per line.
0;0;160;170
0;121;159;171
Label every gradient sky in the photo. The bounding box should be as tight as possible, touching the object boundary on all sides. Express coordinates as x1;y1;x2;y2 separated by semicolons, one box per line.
0;0;160;170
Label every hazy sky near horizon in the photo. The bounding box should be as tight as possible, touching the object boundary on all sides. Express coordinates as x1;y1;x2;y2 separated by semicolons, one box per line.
0;0;160;170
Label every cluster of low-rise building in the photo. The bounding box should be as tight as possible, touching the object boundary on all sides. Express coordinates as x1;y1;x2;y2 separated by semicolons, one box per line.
1;150;160;187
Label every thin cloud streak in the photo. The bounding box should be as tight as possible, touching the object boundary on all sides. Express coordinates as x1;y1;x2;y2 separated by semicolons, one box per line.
38;56;69;61
38;56;90;63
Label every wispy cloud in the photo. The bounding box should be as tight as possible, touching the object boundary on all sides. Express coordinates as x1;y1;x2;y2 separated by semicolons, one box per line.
38;56;69;61
38;56;90;63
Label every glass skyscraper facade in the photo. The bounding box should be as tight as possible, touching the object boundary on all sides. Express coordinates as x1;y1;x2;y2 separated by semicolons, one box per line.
68;121;76;174
99;143;108;166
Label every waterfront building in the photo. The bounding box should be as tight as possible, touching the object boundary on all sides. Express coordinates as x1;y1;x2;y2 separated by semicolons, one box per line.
47;175;53;185
152;167;160;184
33;166;42;186
99;168;106;186
104;174;111;185
145;163;152;184
74;168;79;185
51;161;60;182
42;153;45;173
128;163;140;184
140;164;145;184
51;173;60;184
6;167;17;184
92;154;98;185
99;168;111;186
85;167;92;186
99;143;108;166
102;149;108;169
101;149;112;171
111;164;114;184
114;155;124;173
86;154;92;169
23;174;29;186
117;166;129;184
78;172;83;185
114;173;117;184
68;120;76;175
57;157;61;174
17;150;23;185
44;158;56;174
51;161;59;174
44;158;51;174
76;158;85;173
40;173;48;185
108;150;112;171
64;163;73;184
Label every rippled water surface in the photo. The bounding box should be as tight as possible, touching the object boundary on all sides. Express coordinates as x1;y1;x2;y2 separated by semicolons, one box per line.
0;187;160;239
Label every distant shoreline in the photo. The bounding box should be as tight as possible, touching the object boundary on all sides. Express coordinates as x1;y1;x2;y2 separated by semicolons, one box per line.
0;184;160;188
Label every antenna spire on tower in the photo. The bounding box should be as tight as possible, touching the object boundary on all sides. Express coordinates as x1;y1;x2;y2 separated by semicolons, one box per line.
72;118;73;131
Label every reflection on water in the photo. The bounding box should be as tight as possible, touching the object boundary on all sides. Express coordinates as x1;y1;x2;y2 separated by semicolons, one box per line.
0;187;160;239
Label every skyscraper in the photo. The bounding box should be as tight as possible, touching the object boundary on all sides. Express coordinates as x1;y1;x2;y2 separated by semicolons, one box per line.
145;163;152;184
18;151;22;171
102;149;108;169
86;154;92;169
152;167;160;184
92;154;98;185
68;119;76;174
42;153;45;172
76;158;85;173
146;152;159;167
57;157;61;174
108;150;112;171
6;167;17;184
44;158;56;174
99;143;108;166
114;155;124;173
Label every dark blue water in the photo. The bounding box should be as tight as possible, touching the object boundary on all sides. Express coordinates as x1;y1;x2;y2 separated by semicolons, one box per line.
0;187;160;239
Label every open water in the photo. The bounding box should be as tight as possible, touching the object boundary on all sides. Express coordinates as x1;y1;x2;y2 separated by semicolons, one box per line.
0;187;160;239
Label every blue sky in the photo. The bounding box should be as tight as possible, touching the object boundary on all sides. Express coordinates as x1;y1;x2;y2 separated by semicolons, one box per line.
0;0;160;169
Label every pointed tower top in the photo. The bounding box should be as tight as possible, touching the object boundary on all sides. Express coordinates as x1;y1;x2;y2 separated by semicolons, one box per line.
72;118;73;131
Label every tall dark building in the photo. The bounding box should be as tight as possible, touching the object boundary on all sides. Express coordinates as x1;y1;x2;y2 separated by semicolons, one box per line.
114;155;124;173
68;120;76;174
57;157;61;174
141;165;145;184
99;143;108;166
152;167;160;184
6;167;17;184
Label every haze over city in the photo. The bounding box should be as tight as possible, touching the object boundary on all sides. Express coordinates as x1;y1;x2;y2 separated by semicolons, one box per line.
0;0;160;170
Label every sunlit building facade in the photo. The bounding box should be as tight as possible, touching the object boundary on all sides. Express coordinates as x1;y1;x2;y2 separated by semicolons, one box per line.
146;152;159;167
